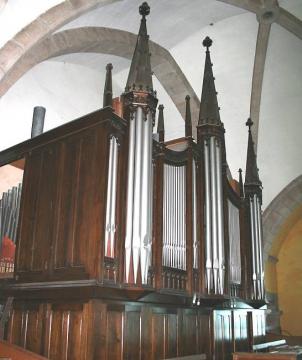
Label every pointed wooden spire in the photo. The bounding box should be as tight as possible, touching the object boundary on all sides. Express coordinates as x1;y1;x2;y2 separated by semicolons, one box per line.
103;63;113;107
185;95;192;138
125;2;153;93
244;118;262;187
157;104;165;142
199;36;221;126
238;168;244;198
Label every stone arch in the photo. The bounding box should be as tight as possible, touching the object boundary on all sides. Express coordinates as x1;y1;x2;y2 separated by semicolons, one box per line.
263;175;302;333
0;26;200;127
263;175;302;263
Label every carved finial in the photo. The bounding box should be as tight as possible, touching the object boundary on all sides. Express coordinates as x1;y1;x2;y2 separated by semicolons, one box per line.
157;104;165;143
238;168;244;198
203;36;213;50
106;63;113;71
139;2;150;17
103;63;113;107
185;95;192;138
246;117;253;131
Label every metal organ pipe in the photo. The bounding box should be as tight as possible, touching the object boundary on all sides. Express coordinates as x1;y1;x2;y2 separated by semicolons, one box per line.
204;139;212;293
132;107;144;284
256;197;264;299
162;164;186;270
249;197;257;299
125;115;136;282
140;111;152;284
105;136;118;258
210;136;219;294
125;107;154;284
253;194;260;298
215;138;225;295
192;161;198;269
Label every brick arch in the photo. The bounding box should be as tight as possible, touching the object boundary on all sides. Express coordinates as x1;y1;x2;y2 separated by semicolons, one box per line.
0;26;200;127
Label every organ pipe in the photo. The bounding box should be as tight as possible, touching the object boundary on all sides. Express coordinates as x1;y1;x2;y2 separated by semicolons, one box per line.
192;160;198;269
215;138;225;294
203;136;225;295
0;183;22;250
125;115;136;283
204;139;212;292
125;107;153;284
228;200;241;285
105;136;118;258
132;107;144;283
162;164;186;270
256;197;264;299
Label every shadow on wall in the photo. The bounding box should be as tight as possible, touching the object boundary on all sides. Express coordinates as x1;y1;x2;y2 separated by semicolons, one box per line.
263;175;302;336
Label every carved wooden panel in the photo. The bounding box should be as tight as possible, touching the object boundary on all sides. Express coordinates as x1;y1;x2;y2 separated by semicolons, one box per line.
233;310;251;353
213;310;233;360
15;123;110;282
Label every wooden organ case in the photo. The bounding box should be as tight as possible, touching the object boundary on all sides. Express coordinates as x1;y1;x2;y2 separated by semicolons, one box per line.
0;3;266;360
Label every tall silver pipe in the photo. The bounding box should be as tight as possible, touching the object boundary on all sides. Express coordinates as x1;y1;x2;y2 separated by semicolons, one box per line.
167;165;171;267
249;197;257;299
163;165;167;266
31;106;45;138
132;107;144;283
256;196;264;299
175;166;178;268
253;194;260;298
110;138;118;257
193;160;198;269
105;137;114;257
216;139;224;294
172;166;176;268
125;115;136;282
182;166;187;270
180;166;184;270
204;139;212;293
147;116;153;273
140;112;153;284
210;136;218;293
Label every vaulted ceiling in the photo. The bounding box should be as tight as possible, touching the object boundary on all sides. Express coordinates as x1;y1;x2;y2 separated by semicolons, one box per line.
0;0;301;208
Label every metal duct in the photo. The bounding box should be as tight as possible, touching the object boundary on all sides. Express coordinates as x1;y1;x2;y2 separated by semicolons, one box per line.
31;106;45;138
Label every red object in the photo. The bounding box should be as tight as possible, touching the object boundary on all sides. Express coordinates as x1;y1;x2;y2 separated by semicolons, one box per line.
0;235;15;261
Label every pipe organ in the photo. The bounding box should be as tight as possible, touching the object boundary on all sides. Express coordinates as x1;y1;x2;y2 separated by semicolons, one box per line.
0;3;267;360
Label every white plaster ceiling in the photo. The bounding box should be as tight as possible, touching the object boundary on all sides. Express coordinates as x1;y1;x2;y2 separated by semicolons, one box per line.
0;0;301;209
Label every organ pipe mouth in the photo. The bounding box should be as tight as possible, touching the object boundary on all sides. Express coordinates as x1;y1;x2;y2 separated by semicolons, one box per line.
31;106;46;138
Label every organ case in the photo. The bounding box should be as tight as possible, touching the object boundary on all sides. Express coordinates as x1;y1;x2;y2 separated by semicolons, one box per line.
0;3;266;359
